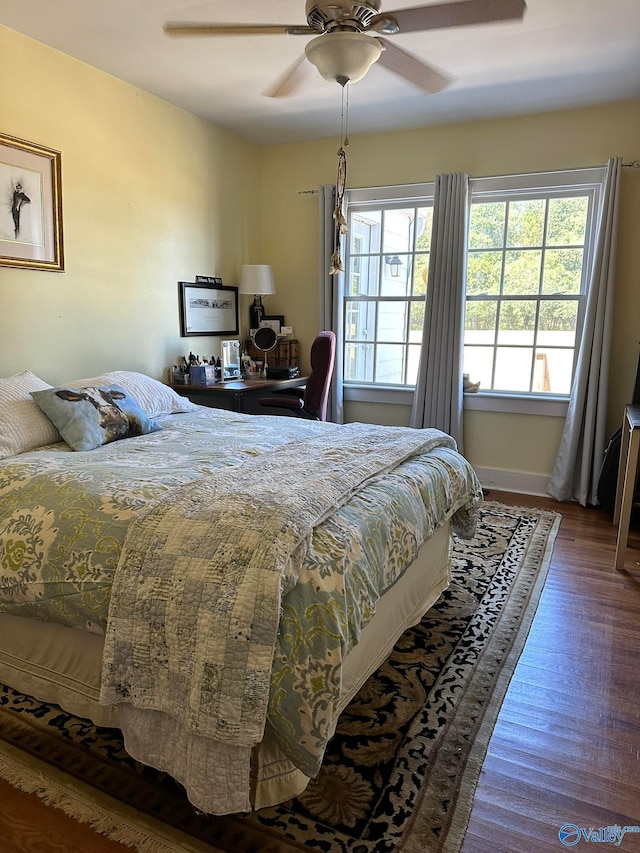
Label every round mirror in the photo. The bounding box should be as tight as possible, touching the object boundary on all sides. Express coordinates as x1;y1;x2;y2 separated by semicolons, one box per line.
252;326;278;354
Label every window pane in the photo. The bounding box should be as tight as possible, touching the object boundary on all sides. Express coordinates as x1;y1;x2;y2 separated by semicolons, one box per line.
503;250;542;295
415;207;433;251
344;343;374;383
542;248;584;294
410;299;425;338
534;348;574;394
350;211;381;254
537;300;578;346
463;345;494;390
412;253;429;296
377;301;408;342
467;250;502;295
347;254;380;297
497;300;537;345
546;197;588;245
346;254;359;297
381;254;411;296
465;301;497;343
375;344;406;384
494;347;533;392
382;208;416;254
345;300;376;341
469;202;505;249
507;199;545;247
407;344;421;385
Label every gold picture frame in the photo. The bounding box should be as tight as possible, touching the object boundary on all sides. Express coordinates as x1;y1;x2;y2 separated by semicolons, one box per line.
0;132;64;271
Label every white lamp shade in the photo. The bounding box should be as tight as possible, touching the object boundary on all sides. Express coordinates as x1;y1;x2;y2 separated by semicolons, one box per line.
239;264;275;295
305;32;382;85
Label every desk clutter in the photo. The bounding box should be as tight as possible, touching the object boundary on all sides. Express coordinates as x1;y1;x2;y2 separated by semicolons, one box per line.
245;338;299;369
171;343;240;386
170;338;299;386
266;365;301;379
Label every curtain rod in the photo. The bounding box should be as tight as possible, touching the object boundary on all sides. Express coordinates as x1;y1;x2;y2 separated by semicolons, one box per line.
299;160;639;194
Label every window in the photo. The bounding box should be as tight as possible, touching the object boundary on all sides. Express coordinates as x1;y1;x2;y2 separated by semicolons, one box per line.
343;184;434;388
464;171;602;397
341;170;604;405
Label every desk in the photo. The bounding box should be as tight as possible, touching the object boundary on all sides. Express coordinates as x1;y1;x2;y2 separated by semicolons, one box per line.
169;376;307;415
613;404;640;569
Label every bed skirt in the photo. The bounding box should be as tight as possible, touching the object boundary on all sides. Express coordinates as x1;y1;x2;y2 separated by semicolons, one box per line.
0;521;451;810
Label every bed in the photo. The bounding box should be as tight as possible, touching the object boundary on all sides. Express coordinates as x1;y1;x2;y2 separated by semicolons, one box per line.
0;369;483;815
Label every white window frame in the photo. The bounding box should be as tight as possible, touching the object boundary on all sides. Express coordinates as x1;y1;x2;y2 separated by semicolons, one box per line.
341;169;605;416
465;169;604;412
342;183;434;398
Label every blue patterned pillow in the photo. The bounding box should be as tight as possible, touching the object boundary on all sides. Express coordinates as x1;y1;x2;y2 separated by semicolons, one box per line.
30;384;162;451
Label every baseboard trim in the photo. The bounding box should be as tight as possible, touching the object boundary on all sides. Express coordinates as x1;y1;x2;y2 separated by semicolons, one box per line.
473;467;550;497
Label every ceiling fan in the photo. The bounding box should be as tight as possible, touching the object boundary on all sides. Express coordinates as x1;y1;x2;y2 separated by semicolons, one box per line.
164;0;527;97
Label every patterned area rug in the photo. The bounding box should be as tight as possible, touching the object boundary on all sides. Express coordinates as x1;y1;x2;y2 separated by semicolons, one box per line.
0;501;560;853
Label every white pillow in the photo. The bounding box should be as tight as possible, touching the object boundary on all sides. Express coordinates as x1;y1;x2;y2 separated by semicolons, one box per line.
0;370;62;459
67;371;198;417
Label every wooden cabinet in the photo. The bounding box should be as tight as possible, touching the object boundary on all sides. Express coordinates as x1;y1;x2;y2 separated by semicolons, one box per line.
245;338;299;368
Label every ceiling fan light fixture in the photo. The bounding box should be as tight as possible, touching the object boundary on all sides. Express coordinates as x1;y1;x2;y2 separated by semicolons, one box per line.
305;32;382;85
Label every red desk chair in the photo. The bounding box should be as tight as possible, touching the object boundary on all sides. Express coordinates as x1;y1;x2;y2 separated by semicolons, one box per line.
259;331;336;421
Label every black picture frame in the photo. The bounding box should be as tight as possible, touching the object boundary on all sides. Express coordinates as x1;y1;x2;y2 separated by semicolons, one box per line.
179;281;239;337
260;315;285;335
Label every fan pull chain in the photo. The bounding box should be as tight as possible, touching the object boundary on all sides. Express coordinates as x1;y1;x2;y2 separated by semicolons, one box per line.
341;82;350;149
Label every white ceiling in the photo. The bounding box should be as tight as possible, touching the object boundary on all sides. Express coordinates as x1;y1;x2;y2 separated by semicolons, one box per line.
1;0;639;145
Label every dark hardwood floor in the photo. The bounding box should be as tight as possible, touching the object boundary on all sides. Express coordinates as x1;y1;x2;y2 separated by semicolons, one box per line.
0;776;131;852
1;491;638;851
463;491;640;853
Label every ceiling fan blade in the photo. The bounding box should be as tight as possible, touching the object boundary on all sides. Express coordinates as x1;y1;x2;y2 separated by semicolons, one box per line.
375;0;526;34
377;38;451;93
264;55;313;98
164;22;314;37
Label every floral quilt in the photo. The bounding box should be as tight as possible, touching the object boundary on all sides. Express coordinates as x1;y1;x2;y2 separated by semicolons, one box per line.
0;407;483;813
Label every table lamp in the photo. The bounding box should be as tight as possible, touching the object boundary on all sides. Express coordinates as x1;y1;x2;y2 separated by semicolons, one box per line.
239;265;275;331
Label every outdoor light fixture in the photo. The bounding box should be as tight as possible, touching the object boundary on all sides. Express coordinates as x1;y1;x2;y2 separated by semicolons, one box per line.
385;255;403;277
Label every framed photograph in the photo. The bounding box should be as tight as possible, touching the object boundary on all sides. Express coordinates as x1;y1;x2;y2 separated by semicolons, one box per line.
260;315;285;335
179;281;239;337
0;133;64;271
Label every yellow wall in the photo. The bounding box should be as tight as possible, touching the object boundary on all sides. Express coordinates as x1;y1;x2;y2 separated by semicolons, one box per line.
2;23;638;486
0;26;261;384
259;101;640;481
